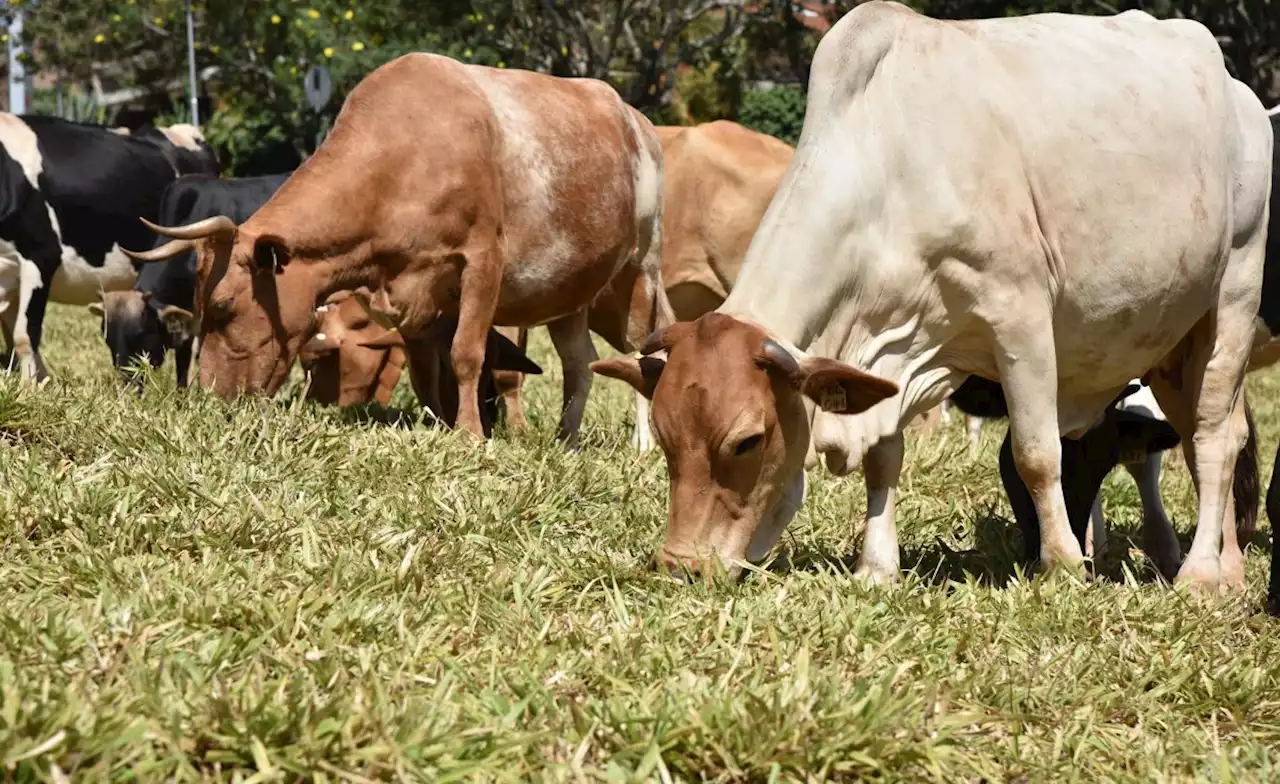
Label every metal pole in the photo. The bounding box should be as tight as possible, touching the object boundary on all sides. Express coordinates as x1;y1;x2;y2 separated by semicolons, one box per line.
7;8;26;115
185;0;199;126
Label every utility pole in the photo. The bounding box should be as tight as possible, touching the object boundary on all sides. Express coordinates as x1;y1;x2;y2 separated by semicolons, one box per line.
185;0;199;125
7;6;28;115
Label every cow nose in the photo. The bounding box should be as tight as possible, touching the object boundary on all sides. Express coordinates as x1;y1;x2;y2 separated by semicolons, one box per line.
650;549;699;582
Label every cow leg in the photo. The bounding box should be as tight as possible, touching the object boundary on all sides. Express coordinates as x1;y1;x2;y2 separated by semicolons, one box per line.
405;335;447;425
1149;321;1252;592
13;264;49;381
995;333;1084;574
174;342;192;389
1124;452;1180;581
451;251;504;439
491;326;529;432
966;415;982;453
854;431;904;585
1086;493;1106;559
1266;444;1280;616
546;310;596;449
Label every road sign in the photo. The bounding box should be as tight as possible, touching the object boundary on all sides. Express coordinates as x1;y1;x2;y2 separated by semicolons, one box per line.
304;65;333;112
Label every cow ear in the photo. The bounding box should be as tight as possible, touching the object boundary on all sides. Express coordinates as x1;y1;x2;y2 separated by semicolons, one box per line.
157;305;196;344
798;357;899;414
253;237;288;273
486;328;543;375
87;302;104;318
591;355;665;399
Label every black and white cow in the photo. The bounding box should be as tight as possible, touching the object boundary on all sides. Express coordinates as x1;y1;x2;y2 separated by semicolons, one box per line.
0;114;219;378
96;172;290;387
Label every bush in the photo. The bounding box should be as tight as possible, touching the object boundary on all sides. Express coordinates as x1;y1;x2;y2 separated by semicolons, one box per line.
737;85;806;145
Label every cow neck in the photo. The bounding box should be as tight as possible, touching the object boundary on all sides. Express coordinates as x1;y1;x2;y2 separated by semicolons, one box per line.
717;142;959;463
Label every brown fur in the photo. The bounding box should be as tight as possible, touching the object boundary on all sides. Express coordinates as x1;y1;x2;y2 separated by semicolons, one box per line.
300;292;406;408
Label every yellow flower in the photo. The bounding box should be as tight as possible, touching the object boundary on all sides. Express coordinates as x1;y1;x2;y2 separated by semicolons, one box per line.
306;8;320;18
323;46;334;57
154;16;164;25
210;44;220;53
111;14;122;22
498;61;505;69
271;14;280;23
344;9;353;20
486;24;494;32
464;48;473;58
93;33;106;43
560;45;568;56
351;41;364;52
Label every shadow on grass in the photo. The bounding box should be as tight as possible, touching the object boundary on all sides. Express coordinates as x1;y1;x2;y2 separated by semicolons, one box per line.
333;403;428;430
768;511;1223;588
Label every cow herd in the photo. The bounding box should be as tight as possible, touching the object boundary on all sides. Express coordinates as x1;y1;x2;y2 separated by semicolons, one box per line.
3;3;1280;613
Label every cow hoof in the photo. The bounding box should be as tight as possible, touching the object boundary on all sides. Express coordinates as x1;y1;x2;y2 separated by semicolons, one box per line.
1220;551;1246;593
853;565;899;586
1174;557;1222;593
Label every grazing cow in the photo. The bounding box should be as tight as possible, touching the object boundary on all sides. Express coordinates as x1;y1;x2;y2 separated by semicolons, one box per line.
103;173;290;387
136;54;670;445
489;121;796;446
300;290;542;427
0;115;219;378
592;3;1273;591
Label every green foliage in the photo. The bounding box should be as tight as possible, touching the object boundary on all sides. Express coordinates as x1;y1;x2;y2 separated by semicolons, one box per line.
4;304;1280;777
737;85;807;145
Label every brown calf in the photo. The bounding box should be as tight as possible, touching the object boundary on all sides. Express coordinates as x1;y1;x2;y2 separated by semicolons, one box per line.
298;291;407;408
136;54;669;443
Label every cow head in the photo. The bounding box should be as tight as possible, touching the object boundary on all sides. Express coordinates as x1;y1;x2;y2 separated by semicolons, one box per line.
90;291;195;387
591;313;898;577
299;291;408;407
125;215;316;399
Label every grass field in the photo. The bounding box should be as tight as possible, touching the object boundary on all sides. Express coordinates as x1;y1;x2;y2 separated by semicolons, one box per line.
3;303;1280;781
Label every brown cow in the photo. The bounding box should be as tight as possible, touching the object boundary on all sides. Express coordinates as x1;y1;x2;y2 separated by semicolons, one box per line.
136;54;669;444
298;291;407;408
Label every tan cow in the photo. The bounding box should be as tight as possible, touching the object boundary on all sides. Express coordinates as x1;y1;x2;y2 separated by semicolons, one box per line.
592;3;1273;591
135;54;671;445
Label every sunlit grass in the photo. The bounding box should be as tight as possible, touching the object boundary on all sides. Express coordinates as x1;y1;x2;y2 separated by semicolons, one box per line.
2;303;1279;780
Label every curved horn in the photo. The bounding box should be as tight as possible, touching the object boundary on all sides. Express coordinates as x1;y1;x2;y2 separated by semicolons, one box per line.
757;339;802;383
122;238;196;263
140;215;237;240
640;322;695;356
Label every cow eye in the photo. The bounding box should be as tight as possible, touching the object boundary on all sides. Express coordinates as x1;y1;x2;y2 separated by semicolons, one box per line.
733;434;764;456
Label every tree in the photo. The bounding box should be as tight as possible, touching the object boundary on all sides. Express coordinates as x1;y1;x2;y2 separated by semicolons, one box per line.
464;0;749;113
19;0;474;173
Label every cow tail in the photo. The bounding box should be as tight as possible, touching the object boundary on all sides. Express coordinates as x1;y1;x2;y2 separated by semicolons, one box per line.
1234;398;1260;549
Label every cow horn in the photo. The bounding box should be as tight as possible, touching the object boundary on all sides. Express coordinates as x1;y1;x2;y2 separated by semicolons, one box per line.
758;339;802;382
140;215;237;240
122;238;196;263
640;322;695;356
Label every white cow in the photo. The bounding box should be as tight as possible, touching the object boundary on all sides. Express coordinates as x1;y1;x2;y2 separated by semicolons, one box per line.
592;2;1273;591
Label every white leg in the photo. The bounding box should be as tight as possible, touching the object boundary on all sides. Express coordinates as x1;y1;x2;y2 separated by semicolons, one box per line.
631;391;654;452
966;415;982;452
854;431;904;585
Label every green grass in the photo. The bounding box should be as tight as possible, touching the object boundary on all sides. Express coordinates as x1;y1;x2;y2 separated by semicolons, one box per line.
3;303;1280;781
